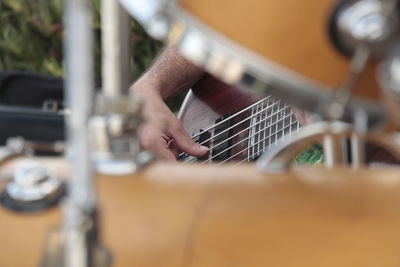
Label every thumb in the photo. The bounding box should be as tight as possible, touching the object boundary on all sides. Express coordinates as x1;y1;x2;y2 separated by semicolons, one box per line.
170;125;209;157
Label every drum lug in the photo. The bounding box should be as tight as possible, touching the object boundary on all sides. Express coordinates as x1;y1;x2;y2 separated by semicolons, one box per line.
328;0;400;58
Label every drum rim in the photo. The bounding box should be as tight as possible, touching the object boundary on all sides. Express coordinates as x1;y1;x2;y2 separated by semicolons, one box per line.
120;0;386;129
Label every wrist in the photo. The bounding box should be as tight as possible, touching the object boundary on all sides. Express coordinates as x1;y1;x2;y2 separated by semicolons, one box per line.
130;76;163;101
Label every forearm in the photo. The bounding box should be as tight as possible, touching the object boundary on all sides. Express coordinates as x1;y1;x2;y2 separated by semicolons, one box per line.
131;45;205;100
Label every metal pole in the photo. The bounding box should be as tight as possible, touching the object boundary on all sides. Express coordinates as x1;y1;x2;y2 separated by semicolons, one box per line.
63;0;95;266
101;0;132;97
64;0;95;216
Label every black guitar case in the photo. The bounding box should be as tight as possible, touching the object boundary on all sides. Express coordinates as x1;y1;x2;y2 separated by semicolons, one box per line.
0;71;65;145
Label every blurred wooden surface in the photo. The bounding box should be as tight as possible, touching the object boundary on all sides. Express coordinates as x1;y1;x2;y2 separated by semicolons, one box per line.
2;161;400;266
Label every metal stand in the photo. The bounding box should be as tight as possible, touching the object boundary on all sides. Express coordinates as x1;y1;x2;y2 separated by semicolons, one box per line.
41;0;152;265
41;0;109;266
101;0;132;96
90;94;153;175
257;121;400;173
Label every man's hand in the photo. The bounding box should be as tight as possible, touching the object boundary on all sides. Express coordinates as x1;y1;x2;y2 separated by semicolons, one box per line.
133;86;208;161
129;45;209;160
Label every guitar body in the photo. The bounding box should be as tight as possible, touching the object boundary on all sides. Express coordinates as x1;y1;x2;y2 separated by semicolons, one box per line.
179;75;258;134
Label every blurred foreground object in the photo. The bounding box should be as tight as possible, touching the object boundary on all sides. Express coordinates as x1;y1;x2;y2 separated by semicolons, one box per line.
120;0;400;170
3;162;400;266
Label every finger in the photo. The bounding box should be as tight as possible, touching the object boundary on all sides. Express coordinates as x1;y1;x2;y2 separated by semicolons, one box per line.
151;138;177;162
167;139;179;158
169;124;208;157
139;125;177;161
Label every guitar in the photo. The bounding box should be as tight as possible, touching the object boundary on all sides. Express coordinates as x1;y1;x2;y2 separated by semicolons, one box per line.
178;75;398;165
178;75;300;164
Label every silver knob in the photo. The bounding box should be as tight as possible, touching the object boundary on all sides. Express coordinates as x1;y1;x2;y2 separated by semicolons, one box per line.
1;161;65;212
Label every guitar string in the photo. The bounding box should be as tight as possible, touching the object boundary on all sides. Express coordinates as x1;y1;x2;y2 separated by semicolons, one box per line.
196;104;291;155
210;113;298;165
237;116;298;164
244;107;297;163
179;97;282;156
186;96;274;140
211;118;299;165
245;109;298;161
178;97;283;158
240;111;299;163
184;104;294;163
216;120;299;165
183;107;292;163
181;102;290;161
195;112;298;165
226;120;300;165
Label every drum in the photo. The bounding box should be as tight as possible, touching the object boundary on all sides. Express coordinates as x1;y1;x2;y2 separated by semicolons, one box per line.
3;160;400;266
120;0;390;128
179;0;380;97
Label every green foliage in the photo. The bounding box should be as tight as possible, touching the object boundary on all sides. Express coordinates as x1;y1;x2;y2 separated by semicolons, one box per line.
0;0;162;78
295;143;324;165
0;0;64;75
130;20;163;79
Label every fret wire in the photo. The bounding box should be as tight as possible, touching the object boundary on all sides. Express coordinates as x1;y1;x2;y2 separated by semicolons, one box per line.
222;120;300;165
257;102;261;160
195;112;298;165
184;110;287;163
218;120;299;165
184;104;294;162
250;103;257;161
253;101;261;159
236;126;292;165
260;100;265;161
243;119;299;163
233;115;299;163
184;110;283;164
196;99;282;147
268;110;272;151
249;105;253;161
280;110;287;142
178;98;284;158
257;103;262;159
201;109;297;164
247;109;298;163
186;96;274;141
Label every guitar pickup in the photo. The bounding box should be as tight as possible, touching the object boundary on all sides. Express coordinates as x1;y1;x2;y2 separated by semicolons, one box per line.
212;115;234;161
179;130;211;162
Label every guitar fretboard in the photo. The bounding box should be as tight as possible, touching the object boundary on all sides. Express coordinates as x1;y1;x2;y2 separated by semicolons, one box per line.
247;97;299;162
180;96;300;164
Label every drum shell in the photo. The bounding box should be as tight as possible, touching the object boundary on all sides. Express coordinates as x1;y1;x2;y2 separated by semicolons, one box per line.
179;0;381;100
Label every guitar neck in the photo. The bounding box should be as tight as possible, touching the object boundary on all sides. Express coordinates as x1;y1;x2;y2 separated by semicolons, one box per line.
181;96;300;164
247;97;299;161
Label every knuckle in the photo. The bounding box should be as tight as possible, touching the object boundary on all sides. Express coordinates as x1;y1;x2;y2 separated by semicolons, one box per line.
168;122;182;134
